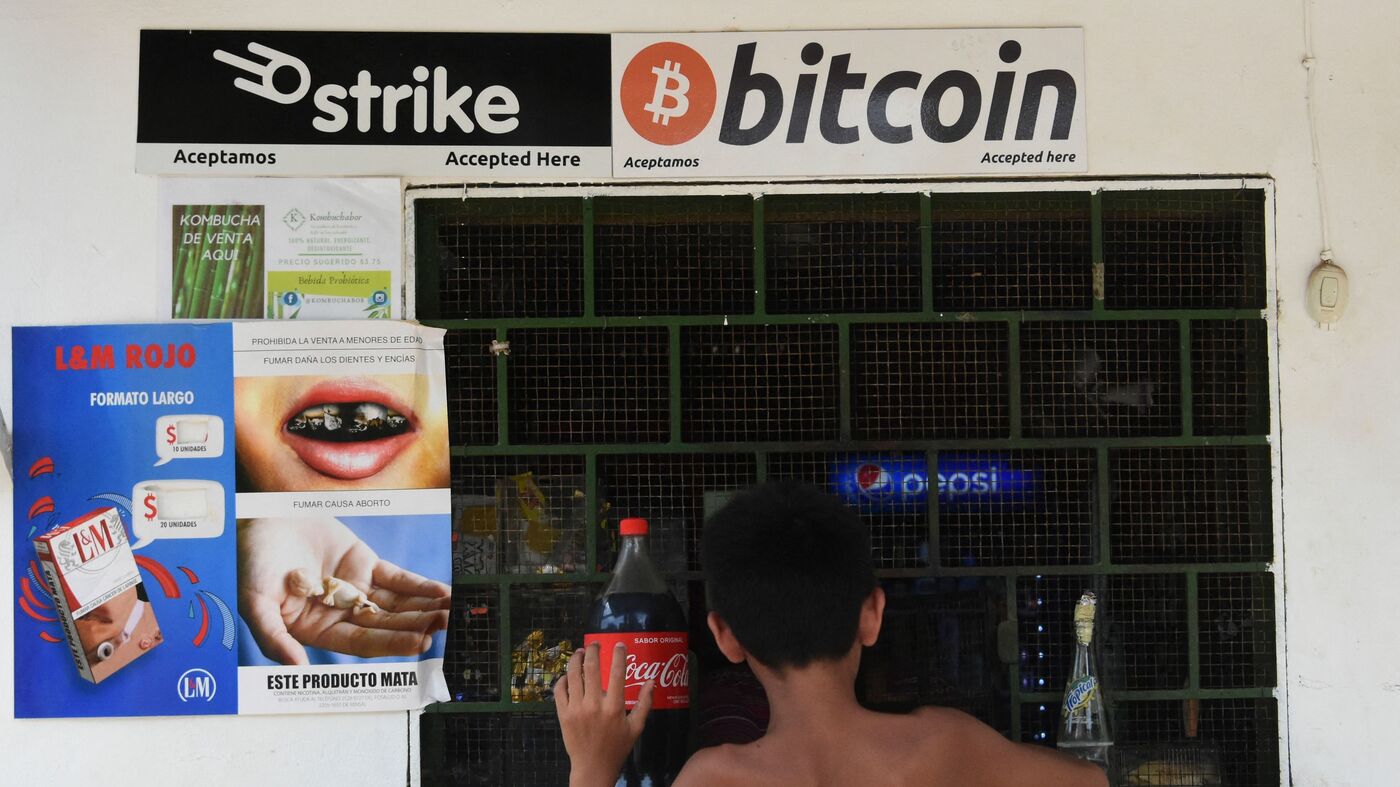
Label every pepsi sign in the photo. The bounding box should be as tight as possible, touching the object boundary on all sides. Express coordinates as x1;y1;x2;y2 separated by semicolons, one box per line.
833;454;1037;512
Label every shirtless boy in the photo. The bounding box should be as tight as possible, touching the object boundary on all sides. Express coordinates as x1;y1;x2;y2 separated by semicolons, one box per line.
557;481;1107;787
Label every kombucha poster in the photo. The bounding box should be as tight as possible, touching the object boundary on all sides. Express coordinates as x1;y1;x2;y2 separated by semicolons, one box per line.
160;178;401;321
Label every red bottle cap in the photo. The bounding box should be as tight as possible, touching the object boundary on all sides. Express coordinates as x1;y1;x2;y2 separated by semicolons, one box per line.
619;517;649;536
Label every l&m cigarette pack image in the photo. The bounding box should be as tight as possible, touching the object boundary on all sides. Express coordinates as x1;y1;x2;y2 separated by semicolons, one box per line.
32;507;163;683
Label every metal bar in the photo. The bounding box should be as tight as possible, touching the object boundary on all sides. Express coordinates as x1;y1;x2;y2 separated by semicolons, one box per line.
1187;570;1201;691
1091;190;1105;309
454;562;1269;585
1007;574;1022;742
903;563;1273;577
425;700;576;714
927;448;939;574
454;571;615;586
839;323;852;441
582;197;595;318
495;326;510;447
1006;316;1022;439
452;434;1271;457
422;308;1263;330
1016;686;1275;704
498;580;512;704
415;203;441;320
755;450;767;482
1180;317;1194;437
753;197;767;317
921;192;934;314
670;325;683;445
585;453;599;574
417;708;445;778
1098;447;1112;567
407;176;1275;204
424;685;1286;712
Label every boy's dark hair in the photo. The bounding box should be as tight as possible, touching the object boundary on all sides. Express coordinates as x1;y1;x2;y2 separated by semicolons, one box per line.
701;481;876;668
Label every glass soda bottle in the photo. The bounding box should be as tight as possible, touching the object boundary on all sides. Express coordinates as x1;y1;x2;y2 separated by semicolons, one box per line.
583;517;690;786
1057;590;1113;766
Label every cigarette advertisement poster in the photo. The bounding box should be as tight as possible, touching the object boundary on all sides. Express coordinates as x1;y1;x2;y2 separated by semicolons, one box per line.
10;321;451;718
161;178;401;321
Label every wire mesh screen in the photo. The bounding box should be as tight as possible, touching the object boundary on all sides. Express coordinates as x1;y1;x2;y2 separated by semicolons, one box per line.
1017;574;1092;695
423;713;506;786
445;587;500;703
452;455;586;498
1101;574;1189;692
436;198;584;318
682;324;840;442
938;449;1097;568
929;192;1092;311
507;327;670;444
1103;189;1267;310
851;322;1009;440
1109;699;1222;786
508;584;596;704
423;713;574;786
1021;320;1182;438
418;186;1278;786
1192;319;1271;436
1110;699;1282;786
1200;698;1281;787
858;579;1010;734
504;714;574;784
764;193;922;314
1199;572;1277;690
595;196;754;316
597;453;758;573
1110;446;1273;564
443;328;499;446
1021;701;1062;745
496;474;589;574
768;451;929;570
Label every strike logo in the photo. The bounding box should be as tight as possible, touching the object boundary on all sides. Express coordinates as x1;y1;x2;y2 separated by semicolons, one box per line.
620;42;716;145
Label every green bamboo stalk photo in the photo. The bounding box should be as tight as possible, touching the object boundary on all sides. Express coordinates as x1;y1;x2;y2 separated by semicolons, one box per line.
171;203;265;318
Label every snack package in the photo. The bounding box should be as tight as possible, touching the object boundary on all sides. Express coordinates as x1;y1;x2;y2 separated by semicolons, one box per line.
32;507;163;683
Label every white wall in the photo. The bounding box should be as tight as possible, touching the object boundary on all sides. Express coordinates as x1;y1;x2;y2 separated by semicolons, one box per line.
2;1;1398;784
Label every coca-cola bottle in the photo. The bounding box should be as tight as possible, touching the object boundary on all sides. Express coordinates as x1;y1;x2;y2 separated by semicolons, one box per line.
584;517;690;786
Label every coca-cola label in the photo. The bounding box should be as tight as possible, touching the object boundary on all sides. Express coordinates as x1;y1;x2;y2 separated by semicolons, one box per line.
583;631;689;710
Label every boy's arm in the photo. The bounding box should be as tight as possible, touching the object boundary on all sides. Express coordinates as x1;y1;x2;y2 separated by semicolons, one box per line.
555;642;655;787
924;707;1109;787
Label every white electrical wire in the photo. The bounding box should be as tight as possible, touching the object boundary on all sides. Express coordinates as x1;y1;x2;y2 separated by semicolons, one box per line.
1302;0;1333;263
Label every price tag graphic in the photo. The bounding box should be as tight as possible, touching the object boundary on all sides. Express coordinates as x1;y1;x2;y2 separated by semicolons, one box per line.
154;414;225;466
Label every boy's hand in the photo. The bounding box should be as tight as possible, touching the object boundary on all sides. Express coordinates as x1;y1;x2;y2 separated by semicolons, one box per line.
556;642;655;787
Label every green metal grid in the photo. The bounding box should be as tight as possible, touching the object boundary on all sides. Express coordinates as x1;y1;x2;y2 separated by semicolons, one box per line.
415;188;1278;786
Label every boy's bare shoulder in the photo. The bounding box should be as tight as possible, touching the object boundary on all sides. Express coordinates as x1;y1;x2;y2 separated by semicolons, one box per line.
672;744;769;787
911;706;1109;787
673;711;981;787
915;704;989;731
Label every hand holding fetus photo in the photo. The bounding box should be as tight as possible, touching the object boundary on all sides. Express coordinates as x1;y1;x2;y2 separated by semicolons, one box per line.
237;516;451;665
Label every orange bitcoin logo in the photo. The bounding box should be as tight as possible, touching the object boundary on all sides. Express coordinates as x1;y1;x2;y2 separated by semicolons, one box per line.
620;42;716;145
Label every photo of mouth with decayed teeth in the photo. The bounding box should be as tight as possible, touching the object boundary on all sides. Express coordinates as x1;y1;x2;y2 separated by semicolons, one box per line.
278;380;420;482
286;402;412;443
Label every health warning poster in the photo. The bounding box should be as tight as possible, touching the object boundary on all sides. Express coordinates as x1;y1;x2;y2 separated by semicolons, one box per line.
160;178;401;321
11;321;451;717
